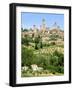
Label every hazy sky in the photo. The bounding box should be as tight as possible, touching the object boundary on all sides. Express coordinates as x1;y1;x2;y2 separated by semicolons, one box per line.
21;12;64;30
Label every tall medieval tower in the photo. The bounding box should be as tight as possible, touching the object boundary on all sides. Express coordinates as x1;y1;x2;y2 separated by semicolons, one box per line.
33;25;38;37
42;18;46;33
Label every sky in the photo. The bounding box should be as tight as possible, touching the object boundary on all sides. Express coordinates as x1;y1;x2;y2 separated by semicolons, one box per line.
21;12;64;30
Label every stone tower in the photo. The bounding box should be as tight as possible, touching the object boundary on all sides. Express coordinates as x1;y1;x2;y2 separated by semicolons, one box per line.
33;25;38;37
42;18;46;33
33;25;37;33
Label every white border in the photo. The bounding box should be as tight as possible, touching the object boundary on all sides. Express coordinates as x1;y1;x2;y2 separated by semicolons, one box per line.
16;6;69;84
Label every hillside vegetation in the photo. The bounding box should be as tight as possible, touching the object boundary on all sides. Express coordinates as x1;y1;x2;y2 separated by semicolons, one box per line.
21;30;64;77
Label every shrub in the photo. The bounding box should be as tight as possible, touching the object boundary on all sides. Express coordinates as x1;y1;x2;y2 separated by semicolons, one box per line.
34;37;39;44
21;47;35;66
53;50;64;66
56;66;64;73
40;41;43;48
50;42;56;45
35;43;38;49
46;65;64;74
21;37;29;46
49;56;58;66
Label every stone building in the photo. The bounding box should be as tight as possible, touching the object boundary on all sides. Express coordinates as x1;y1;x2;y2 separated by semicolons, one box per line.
21;19;64;45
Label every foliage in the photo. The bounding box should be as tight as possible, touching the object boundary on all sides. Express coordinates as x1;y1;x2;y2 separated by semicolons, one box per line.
50;42;56;45
35;43;38;50
34;35;42;49
23;29;28;31
21;32;64;76
21;47;35;66
49;34;61;41
34;36;40;43
22;45;64;73
40;41;43;48
21;37;29;46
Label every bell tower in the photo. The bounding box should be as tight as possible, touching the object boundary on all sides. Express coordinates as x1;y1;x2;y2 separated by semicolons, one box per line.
42;18;46;33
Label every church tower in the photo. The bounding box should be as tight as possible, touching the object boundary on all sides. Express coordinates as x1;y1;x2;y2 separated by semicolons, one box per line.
33;25;38;37
42;18;46;33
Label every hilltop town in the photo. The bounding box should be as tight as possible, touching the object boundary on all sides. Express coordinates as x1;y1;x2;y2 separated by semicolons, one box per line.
21;19;64;46
21;18;64;77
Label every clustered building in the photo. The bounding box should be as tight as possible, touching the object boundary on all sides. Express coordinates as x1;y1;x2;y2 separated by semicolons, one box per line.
21;19;64;45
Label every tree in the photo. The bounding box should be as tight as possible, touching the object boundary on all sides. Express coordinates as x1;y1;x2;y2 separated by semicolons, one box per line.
32;33;34;38
35;43;38;50
40;41;43;48
21;35;29;46
52;50;64;66
34;36;40;49
34;37;39;43
23;29;28;32
21;47;34;66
